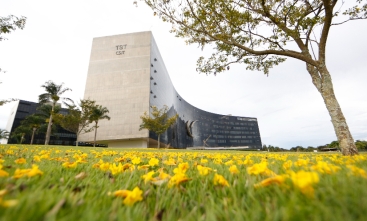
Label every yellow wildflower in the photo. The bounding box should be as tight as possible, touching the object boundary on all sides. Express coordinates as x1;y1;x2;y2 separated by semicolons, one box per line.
200;158;208;164
168;173;190;188
213;174;230;187
224;160;234;166
99;162;110;171
347;165;367;178
0;165;9;177
14;158;26;164
123;187;143;206
113;187;143;206
141;171;156;184
254;175;287;188
290;170;319;196
283;160;293;170
109;163;124;175
229;165;240;175
197;165;212;176
62;161;78;169
33;155;41;162
173;162;189;174
247;162;274;176
311;161;340;174
149;158;159;167
27;165;43;177
131;157;141;165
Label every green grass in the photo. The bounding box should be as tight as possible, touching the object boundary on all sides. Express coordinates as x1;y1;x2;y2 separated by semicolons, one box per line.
0;144;367;221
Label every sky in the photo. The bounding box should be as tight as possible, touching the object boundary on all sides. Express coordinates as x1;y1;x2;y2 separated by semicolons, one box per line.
1;0;366;149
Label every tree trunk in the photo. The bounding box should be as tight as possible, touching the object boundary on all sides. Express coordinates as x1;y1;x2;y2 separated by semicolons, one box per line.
158;134;160;149
307;64;358;156
31;128;36;145
94;121;98;147
45;104;54;145
20;134;24;144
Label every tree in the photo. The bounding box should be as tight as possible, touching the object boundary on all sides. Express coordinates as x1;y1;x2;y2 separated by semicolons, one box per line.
0;15;26;42
11;125;28;144
39;80;72;145
139;105;178;149
0;129;10;140
20;115;45;145
355;140;367;150
89;105;110;147
141;0;367;156
55;99;96;146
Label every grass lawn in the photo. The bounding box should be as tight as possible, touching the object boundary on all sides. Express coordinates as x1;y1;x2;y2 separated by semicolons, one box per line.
1;144;367;221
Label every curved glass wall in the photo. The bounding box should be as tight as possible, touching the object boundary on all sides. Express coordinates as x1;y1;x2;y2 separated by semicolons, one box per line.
148;36;262;149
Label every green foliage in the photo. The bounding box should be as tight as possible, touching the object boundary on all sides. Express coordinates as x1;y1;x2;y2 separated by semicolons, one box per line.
56;99;96;138
139;105;178;148
0;15;26;42
144;0;367;75
356;140;367;150
89;105;111;147
0;98;17;106
39;80;72;145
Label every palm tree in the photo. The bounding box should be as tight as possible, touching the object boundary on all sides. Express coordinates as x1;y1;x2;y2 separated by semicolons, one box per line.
39;80;72;145
21;115;45;145
90;105;110;147
0;129;10;140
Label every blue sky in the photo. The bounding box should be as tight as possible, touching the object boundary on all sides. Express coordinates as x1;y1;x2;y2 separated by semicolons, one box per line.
1;0;366;148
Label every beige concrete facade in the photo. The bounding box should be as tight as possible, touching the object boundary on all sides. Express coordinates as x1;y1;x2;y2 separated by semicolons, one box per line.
79;32;152;147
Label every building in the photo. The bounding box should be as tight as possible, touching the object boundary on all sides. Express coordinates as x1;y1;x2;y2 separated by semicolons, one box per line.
78;31;262;149
2;100;76;145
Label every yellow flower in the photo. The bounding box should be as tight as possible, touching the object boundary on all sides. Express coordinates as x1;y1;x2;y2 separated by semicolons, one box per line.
247;162;274;176
213;174;229;187
173;162;189;174
0;165;9;177
347;165;367;178
137;165;151;170
229;165;239;175
197;165;212;176
294;159;309;167
62;161;78;169
0;190;18;208
131;157;141;165
113;190;130;198
283;160;293;170
254;175;287;188
200;158;208;164
109;163;124;175
168;173;190;188
12;165;43;178
290;170;319;196
14;158;26;164
113;187;143;206
27;165;43;177
149;158;159;167
99;162;110;171
311;161;340;174
224;160;234;166
163;159;176;165
141;171;156;184
123;187;143;206
33;156;41;162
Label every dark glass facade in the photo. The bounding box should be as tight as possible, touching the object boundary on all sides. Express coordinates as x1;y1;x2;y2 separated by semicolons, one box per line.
6;100;77;145
148;37;262;149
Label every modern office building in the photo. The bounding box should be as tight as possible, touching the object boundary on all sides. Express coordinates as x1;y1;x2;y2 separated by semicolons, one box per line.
2;100;76;145
79;31;262;149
